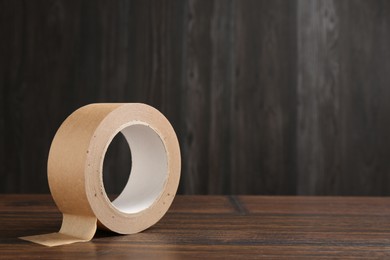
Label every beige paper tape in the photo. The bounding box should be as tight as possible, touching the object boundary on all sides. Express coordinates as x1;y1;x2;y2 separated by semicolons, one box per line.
20;103;181;247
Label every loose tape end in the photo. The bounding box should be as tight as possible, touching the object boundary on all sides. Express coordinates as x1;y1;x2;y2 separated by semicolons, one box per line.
20;214;97;247
20;233;90;247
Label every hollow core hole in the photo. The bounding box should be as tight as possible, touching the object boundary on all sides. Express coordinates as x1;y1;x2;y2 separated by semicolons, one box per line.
103;133;132;201
102;124;168;214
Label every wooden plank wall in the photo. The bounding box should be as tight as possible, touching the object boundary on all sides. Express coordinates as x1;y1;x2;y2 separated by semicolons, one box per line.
1;0;390;195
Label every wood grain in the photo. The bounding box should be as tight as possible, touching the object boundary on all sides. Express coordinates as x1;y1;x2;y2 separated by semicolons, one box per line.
339;0;390;196
231;0;297;194
297;0;342;195
2;195;390;258
182;0;234;194
181;0;213;194
297;0;390;195
2;1;390;195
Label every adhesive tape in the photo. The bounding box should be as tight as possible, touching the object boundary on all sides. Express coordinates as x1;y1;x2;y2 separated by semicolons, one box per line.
20;103;181;247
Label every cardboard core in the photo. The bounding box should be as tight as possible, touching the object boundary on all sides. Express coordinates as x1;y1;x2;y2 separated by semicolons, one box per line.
107;124;168;214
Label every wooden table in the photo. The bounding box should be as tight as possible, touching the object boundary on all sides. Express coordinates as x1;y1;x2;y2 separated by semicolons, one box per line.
1;195;390;258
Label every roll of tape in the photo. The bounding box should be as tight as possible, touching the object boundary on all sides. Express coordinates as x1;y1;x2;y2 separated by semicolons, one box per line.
20;103;181;247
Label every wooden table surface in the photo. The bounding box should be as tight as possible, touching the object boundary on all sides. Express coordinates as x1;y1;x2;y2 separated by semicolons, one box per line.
2;195;390;259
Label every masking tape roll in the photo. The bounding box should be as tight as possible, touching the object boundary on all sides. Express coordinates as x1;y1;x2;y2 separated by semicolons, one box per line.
20;103;181;247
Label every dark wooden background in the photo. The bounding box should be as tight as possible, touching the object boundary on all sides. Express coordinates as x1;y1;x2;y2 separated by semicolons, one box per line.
1;0;390;195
